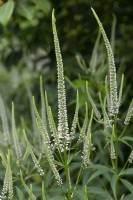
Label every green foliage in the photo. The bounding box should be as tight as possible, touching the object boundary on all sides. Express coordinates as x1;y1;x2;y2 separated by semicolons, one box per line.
0;1;15;27
0;6;132;200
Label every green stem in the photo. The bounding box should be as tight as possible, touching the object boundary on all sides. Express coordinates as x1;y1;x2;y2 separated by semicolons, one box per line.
64;149;71;200
114;116;118;200
42;181;47;200
115;139;118;200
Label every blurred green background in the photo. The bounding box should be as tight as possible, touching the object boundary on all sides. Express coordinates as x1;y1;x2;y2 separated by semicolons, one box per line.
0;0;132;113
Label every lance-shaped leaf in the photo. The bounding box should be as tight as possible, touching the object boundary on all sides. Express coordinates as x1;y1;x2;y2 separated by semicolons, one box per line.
12;102;22;162
91;8;118;116
0;95;10;146
52;9;70;150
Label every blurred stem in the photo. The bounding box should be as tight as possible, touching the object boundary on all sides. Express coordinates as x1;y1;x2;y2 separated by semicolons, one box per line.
84;185;88;200
42;181;47;200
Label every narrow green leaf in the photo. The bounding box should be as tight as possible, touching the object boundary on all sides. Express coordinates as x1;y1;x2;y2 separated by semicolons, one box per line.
76;54;88;73
121;136;133;142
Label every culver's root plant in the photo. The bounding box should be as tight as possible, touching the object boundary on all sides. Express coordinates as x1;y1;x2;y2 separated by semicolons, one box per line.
0;8;133;200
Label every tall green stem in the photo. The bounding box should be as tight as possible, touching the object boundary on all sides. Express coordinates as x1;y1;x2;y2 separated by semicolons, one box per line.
114;116;118;200
64;150;72;200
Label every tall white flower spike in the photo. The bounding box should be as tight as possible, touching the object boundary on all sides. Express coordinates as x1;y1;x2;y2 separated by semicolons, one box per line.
52;9;70;151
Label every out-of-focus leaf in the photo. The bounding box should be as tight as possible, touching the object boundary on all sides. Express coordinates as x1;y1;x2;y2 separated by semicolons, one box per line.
119;168;133;176
121;179;133;193
122;136;133;142
0;1;15;26
86;168;111;184
32;0;51;15
17;3;33;21
88;186;113;199
74;188;86;200
111;174;118;200
16;186;24;199
123;194;133;200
